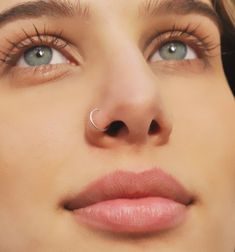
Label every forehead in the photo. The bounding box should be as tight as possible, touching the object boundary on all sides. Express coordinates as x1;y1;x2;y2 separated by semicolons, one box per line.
0;0;220;35
0;0;214;11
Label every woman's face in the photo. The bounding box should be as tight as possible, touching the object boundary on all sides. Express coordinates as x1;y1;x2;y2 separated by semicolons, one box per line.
0;0;234;251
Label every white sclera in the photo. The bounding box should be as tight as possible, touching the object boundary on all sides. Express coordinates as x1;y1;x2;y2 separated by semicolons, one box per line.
17;47;68;67
150;43;197;62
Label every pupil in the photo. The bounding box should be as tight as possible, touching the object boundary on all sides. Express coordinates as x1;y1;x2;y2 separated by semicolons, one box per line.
36;48;45;57
169;44;177;53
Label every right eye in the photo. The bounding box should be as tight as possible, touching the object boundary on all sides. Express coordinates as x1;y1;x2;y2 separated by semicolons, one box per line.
17;45;68;67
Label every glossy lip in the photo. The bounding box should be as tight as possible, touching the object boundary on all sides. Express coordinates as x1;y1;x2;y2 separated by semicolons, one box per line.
64;167;194;234
64;167;193;209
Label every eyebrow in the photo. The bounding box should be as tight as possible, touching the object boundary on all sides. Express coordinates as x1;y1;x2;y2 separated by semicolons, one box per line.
0;0;221;31
0;0;90;28
140;0;221;30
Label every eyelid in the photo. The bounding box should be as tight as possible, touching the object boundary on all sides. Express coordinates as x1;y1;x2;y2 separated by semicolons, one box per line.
8;63;76;88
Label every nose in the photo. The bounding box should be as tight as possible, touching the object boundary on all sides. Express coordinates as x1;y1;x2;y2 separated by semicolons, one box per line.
85;50;173;148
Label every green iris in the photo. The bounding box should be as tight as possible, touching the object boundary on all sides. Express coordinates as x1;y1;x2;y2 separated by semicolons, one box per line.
24;46;53;66
159;41;187;60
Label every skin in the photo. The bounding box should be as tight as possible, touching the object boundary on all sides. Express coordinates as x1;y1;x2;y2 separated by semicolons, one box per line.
0;0;234;251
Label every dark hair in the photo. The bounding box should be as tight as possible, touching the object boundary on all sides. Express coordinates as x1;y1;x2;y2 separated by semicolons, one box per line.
213;0;235;95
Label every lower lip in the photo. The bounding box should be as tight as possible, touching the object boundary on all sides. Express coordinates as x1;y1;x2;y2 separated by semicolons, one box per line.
72;197;187;234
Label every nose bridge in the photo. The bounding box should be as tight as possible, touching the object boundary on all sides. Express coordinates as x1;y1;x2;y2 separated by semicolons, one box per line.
95;13;154;97
102;42;159;111
90;0;157;104
108;53;166;136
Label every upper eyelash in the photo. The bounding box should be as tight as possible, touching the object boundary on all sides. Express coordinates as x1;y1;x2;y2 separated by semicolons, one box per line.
148;23;220;60
0;23;219;67
0;24;69;65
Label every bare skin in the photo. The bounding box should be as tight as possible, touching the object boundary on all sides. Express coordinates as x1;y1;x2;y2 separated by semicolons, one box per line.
0;0;234;251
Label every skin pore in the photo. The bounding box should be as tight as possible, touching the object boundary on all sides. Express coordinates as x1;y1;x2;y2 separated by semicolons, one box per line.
0;0;234;251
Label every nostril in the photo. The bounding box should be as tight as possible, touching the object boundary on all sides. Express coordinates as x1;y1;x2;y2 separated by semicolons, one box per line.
148;120;160;135
105;121;127;137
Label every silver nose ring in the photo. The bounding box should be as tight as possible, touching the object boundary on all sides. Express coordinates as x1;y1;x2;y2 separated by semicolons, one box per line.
89;108;108;132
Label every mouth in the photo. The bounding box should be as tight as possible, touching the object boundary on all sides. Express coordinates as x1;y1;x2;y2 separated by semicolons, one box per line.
63;167;194;234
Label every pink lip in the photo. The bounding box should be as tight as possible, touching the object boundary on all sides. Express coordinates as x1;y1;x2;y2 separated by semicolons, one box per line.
65;168;193;234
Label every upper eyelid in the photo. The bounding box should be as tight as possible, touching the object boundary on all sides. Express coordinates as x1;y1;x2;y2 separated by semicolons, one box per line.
7;32;68;50
147;31;209;61
150;31;207;51
1;24;70;52
0;33;71;65
145;26;219;56
143;23;212;50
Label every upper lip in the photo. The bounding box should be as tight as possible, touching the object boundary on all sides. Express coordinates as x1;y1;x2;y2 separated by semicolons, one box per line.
64;167;194;210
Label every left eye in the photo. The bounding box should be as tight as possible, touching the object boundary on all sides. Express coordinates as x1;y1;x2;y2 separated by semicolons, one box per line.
150;41;197;62
17;45;68;67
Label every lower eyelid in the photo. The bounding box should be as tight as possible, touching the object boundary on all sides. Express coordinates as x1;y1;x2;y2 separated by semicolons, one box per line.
7;63;77;87
149;58;208;74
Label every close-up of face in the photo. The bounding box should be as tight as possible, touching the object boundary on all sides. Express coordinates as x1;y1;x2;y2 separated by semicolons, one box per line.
0;0;234;251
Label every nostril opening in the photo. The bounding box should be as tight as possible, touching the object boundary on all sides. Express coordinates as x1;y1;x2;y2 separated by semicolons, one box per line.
148;120;160;135
105;121;127;137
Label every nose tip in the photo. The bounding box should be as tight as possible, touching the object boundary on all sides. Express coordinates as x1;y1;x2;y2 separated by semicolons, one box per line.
86;99;173;147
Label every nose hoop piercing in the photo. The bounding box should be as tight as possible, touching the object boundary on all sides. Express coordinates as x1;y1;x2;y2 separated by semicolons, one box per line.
89;108;108;132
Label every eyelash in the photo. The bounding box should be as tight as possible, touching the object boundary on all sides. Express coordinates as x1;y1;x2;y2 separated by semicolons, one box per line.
0;25;70;66
0;23;218;69
147;24;219;62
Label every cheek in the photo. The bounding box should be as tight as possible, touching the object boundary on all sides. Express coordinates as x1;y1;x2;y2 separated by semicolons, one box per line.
0;102;69;169
164;76;235;248
0;87;88;208
0;84;93;250
166;75;235;197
